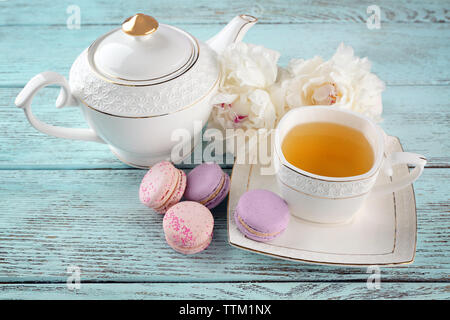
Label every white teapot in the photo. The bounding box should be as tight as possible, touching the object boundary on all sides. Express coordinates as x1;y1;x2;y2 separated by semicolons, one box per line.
15;13;257;167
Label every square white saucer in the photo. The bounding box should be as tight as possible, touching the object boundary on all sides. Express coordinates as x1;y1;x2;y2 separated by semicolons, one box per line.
227;136;417;266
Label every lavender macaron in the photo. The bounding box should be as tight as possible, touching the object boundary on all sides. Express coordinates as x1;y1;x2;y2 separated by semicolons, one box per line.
234;189;290;242
184;163;230;210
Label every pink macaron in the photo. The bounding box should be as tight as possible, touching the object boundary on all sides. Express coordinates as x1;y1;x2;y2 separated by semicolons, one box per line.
234;189;290;242
184;163;230;209
163;201;214;254
139;161;186;214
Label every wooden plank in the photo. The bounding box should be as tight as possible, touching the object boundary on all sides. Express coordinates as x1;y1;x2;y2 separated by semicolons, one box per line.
0;0;448;25
0;168;448;283
381;86;450;167
0;282;449;300
1;23;449;87
1;85;448;168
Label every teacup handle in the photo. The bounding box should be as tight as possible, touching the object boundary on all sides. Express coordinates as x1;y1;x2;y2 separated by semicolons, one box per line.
15;71;104;143
371;152;426;196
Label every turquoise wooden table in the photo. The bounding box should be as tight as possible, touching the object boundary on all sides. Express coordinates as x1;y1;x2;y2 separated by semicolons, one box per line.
0;0;449;299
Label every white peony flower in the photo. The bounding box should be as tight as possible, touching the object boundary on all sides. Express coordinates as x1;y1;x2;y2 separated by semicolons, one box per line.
208;42;281;157
209;42;280;155
210;90;276;131
268;66;292;119
271;43;385;122
209;89;276;156
218;42;280;93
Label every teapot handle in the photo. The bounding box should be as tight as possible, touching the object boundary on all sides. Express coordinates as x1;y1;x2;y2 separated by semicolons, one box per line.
15;71;104;143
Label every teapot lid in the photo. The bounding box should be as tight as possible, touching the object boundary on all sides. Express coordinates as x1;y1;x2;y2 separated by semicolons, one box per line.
87;13;199;86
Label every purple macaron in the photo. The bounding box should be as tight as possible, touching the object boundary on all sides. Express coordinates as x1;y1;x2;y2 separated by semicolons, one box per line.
184;163;230;210
234;189;290;242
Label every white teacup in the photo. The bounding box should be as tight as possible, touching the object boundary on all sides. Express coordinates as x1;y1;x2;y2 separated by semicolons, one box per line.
274;106;426;224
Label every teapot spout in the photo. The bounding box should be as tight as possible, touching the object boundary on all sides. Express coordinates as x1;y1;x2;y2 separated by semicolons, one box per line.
207;14;258;55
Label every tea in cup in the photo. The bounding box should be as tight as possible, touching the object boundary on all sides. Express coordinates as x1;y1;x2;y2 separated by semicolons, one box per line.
274;106;426;224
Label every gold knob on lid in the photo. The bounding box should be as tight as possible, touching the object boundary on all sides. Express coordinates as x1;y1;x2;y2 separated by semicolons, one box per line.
122;13;159;36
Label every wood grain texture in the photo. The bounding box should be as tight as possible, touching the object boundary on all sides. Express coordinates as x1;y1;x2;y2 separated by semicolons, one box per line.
0;0;448;26
1;283;449;300
0;168;448;283
1;23;449;87
1;86;448;168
